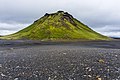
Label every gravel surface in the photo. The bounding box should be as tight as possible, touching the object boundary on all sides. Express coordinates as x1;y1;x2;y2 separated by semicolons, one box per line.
0;40;120;80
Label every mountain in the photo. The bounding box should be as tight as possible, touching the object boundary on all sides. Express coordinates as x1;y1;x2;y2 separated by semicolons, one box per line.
0;11;110;41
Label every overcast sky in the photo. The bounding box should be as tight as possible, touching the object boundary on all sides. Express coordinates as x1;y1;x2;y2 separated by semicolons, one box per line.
0;0;120;37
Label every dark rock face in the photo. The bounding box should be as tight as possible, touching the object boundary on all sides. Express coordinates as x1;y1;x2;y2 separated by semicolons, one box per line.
57;11;64;13
62;14;77;26
44;13;49;16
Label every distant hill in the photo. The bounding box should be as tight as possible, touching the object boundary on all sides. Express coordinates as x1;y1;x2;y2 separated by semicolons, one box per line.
111;37;120;40
0;11;111;41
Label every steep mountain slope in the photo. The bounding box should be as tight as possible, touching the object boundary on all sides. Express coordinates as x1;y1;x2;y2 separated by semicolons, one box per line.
0;11;110;40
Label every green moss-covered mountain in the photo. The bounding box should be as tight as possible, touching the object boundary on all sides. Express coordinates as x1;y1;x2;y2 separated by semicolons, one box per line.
0;11;110;40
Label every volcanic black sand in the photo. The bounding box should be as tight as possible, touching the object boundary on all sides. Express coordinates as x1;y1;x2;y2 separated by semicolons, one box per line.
0;40;120;80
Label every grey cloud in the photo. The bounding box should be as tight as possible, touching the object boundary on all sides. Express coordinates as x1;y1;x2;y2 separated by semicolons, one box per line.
93;25;120;37
0;22;29;35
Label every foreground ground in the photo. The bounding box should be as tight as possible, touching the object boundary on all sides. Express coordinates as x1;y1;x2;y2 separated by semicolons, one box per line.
0;40;120;80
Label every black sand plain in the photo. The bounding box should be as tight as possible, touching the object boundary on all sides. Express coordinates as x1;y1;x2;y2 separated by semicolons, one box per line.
0;40;120;80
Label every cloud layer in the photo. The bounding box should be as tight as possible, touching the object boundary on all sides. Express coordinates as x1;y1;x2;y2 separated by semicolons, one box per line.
0;22;29;35
0;0;120;37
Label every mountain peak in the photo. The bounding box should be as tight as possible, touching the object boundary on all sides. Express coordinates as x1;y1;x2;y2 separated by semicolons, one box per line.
44;11;72;17
41;11;75;26
57;10;64;13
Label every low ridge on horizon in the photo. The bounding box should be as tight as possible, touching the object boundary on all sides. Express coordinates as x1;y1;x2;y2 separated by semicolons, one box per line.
0;11;110;41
